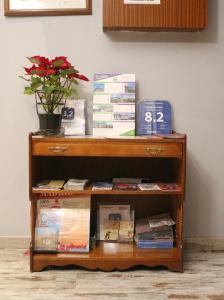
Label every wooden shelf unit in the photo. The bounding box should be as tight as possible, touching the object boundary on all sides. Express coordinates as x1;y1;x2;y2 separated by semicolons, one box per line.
29;133;186;272
103;0;208;32
32;242;181;272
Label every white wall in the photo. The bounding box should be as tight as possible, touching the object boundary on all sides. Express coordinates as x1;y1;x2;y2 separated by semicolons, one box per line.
0;0;223;238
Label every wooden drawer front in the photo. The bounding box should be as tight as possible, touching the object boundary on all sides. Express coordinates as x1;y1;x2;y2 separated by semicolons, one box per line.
135;143;182;158
32;141;182;157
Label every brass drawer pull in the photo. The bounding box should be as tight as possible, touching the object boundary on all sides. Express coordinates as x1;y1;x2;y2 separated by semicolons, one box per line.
145;147;164;155
48;146;69;153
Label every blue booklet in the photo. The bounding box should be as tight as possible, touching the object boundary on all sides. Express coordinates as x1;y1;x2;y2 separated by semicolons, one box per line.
137;240;173;249
137;100;172;135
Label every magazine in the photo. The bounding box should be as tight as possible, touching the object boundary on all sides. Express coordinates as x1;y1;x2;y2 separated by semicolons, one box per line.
35;197;91;253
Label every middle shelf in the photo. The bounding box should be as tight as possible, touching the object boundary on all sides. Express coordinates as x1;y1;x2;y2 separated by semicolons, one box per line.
32;184;183;197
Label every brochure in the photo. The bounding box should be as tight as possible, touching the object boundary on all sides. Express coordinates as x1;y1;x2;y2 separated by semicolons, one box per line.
93;74;136;137
35;197;91;253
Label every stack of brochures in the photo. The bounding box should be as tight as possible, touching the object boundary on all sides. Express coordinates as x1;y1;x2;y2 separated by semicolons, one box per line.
93;74;136;137
92;182;113;190
113;178;141;191
64;179;88;190
35;197;91;253
138;183;161;191
34;180;65;190
97;204;134;242
135;213;175;249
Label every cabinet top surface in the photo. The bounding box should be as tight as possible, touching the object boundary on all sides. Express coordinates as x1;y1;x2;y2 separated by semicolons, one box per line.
31;133;186;143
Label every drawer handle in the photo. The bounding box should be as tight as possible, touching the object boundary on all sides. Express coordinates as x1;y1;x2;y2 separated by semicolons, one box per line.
145;147;164;155
48;146;69;153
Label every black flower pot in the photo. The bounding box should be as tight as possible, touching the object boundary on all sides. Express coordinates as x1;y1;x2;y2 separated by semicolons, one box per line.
38;114;63;135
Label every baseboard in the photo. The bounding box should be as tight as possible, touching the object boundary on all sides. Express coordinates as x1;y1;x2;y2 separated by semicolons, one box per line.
0;236;224;251
184;237;224;251
0;236;30;249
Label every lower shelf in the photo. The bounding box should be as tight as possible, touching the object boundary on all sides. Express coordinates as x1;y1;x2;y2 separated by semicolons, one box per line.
32;242;183;272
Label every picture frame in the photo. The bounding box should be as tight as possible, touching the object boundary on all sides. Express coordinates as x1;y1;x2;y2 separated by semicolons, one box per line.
4;0;92;16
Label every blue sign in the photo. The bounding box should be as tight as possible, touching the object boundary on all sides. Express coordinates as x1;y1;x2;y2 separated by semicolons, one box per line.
137;100;172;135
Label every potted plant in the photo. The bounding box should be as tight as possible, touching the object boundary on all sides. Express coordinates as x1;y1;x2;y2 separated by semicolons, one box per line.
20;55;89;135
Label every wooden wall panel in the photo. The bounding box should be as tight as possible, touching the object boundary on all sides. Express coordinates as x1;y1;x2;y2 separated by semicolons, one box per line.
103;0;208;31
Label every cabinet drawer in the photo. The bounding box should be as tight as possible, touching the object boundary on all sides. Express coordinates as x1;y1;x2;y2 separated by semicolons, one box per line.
32;141;182;157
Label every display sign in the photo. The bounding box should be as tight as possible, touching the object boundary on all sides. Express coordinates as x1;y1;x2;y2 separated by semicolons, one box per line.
137;100;172;135
93;74;136;137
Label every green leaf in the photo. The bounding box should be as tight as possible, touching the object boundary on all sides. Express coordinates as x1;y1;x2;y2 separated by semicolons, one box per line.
52;59;64;67
19;75;30;82
61;68;79;77
63;88;72;98
24;87;34;95
43;86;56;98
27;57;40;65
31;77;42;84
49;75;58;83
31;82;42;90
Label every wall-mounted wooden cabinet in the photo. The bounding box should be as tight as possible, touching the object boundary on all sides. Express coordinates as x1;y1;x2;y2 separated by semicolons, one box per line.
103;0;208;31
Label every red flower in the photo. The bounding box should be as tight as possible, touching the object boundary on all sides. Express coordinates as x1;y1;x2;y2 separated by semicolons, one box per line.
45;69;57;76
60;61;72;70
52;56;67;62
32;66;46;77
29;56;51;67
52;56;71;69
24;64;36;75
69;73;89;81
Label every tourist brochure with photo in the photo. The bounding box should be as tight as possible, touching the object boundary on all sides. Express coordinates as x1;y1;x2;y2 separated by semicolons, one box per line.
97;204;132;241
93;74;136;137
35;197;91;253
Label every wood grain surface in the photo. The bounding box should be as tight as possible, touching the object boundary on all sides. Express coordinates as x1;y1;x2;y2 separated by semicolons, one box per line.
0;249;224;300
103;0;208;31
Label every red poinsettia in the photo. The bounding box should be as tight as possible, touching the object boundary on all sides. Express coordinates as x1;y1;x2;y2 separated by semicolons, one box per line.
20;55;89;114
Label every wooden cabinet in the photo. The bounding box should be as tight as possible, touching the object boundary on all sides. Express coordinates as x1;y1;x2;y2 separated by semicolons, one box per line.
103;0;208;31
29;133;186;272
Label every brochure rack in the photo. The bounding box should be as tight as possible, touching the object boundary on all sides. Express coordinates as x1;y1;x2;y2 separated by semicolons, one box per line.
29;133;186;272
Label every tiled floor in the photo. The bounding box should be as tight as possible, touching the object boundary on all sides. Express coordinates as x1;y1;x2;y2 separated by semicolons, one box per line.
0;249;224;300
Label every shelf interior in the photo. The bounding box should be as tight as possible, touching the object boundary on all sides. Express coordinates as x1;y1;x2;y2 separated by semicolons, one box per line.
33;241;180;260
32;156;183;187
